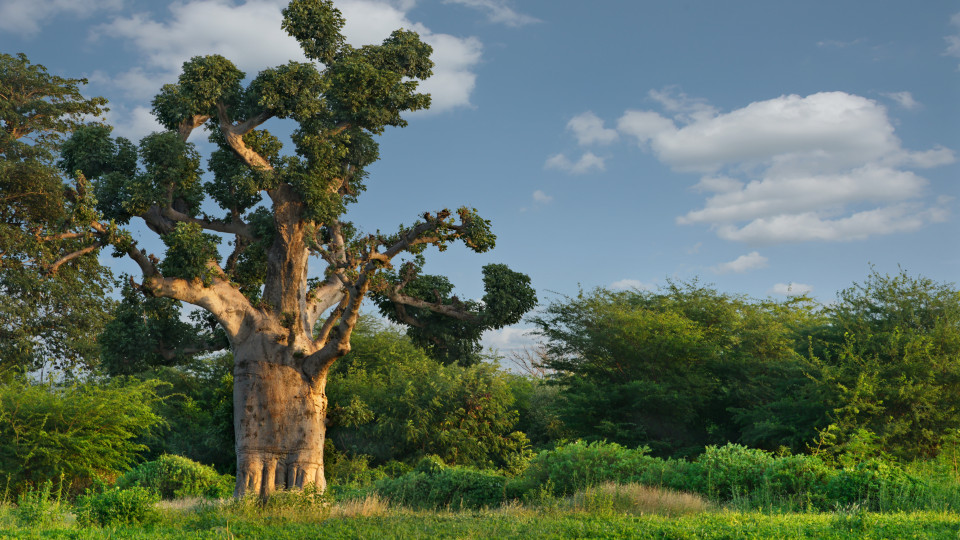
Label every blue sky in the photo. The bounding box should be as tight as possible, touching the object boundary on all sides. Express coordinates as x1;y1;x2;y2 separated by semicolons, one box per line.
3;0;959;353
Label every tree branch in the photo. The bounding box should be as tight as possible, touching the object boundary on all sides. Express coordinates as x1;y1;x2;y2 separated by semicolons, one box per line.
178;114;211;142
307;278;346;332
386;291;480;324
46;242;102;275
160;206;254;240
216;103;274;171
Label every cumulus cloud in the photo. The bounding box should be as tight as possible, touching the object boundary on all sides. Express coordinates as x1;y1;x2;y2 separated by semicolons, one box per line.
616;90;954;244
481;326;538;354
544;152;606;175
769;282;814;296
442;0;539;27
610;279;655;291
0;0;123;35
567;111;618;146
104;105;165;142
94;0;482;112
711;251;769;274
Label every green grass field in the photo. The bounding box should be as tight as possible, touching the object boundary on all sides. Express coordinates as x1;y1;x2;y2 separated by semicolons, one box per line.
3;494;960;539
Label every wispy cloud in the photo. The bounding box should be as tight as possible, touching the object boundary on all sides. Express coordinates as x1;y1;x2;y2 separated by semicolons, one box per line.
610;279;655;291
946;12;960;68
711;252;769;274
532;190;553;204
443;0;539;27
545;152;606;175
769;282;814;296
882;91;920;110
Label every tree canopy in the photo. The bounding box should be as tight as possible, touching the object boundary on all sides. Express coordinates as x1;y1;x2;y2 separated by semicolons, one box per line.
0;52;113;373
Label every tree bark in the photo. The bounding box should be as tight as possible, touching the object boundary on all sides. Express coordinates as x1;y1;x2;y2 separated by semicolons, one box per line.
232;332;328;497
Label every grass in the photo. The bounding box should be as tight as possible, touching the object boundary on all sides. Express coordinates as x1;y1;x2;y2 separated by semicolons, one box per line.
2;486;960;539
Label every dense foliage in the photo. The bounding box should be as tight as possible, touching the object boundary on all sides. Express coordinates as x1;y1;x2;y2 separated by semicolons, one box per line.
532;282;826;457
116;455;233;500
0;377;165;494
0;53;114;373
327;316;531;472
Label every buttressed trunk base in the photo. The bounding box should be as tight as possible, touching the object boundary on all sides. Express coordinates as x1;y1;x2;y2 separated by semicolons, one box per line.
233;340;327;498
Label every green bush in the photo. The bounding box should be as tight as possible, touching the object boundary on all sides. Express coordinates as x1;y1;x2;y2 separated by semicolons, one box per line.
327;317;532;472
117;454;233;499
375;457;508;509
518;440;657;496
14;480;65;528
826;459;926;511
698;444;776;498
0;377;165;495
74;486;159;527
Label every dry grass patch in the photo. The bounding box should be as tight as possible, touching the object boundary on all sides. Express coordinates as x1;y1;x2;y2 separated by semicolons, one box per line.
330;494;390;518
568;482;711;517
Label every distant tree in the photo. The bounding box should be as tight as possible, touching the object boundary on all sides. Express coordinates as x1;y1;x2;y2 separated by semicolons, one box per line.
1;1;535;497
0;52;113;373
812;269;960;461
532;283;819;457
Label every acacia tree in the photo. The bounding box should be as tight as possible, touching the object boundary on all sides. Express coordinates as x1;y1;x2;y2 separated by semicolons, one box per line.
4;0;535;496
0;53;114;374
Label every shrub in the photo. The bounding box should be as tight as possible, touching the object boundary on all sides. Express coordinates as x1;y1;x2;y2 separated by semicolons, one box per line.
0;377;165;495
375;457;508;509
74;486;159;527
698;444;776;498
116;454;233;499
518;440;655;496
826;459;926;511
14;480;65;527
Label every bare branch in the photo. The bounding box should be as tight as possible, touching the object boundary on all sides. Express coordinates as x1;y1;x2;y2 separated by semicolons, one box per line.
46;242;101;274
307;278;346;331
315;293;348;346
160;206;254;240
386;291;480;324
89;221;159;278
39;231;89;241
216;103;274;172
178;114;211;142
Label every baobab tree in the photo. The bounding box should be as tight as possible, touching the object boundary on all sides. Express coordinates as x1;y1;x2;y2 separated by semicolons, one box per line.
1;0;535;497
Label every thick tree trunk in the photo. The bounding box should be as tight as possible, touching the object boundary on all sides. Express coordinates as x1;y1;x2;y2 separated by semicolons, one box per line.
232;334;327;498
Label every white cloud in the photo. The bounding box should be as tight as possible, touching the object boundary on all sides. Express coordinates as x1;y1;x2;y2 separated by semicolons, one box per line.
567;111;618;146
532;190;553;204
0;0;123;35
882;91;920;111
442;0;539;27
104;105;165;141
616;110;675;146
95;0;481;112
715;200;950;243
647;86;718;123
769;282;814;296
946;13;960;68
610;279;655;291
711;251;769;274
481;325;538;354
617;91;954;244
544;152;606;175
